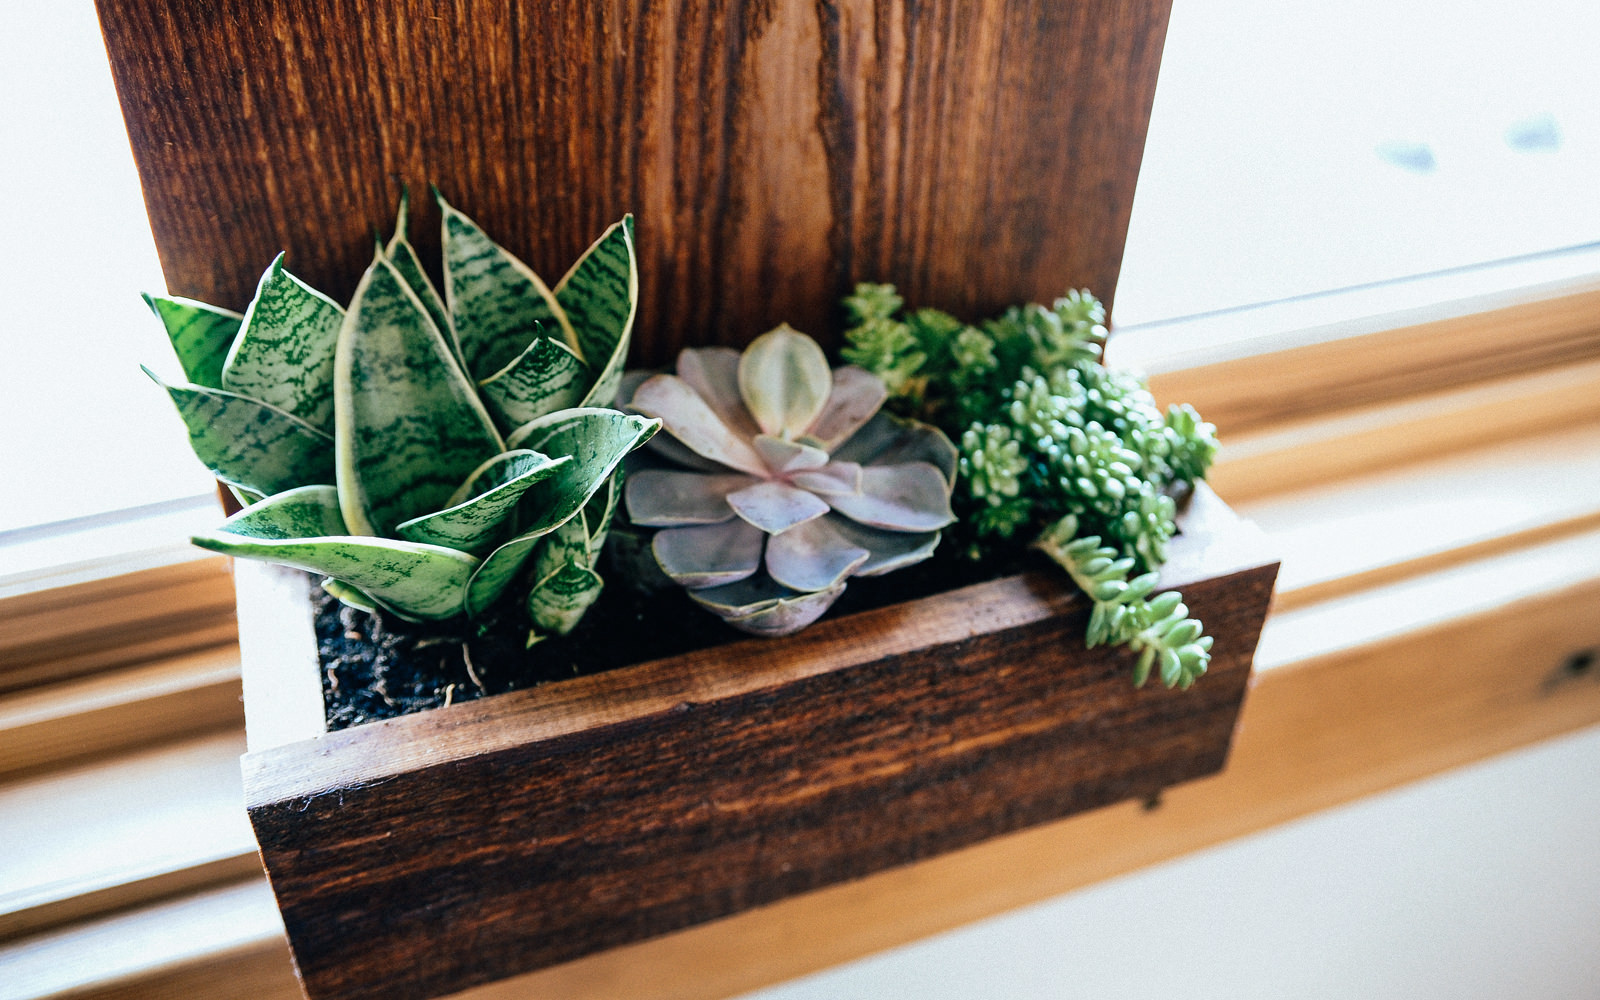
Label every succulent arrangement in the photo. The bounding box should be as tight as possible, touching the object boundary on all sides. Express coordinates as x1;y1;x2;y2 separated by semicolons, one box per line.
842;284;1220;688
621;327;957;636
143;186;1222;697
144;192;657;631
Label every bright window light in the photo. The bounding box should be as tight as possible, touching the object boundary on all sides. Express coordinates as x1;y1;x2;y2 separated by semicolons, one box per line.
0;1;214;536
1115;0;1600;327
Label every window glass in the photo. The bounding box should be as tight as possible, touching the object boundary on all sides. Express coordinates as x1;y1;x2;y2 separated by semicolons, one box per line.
0;0;213;536
1114;0;1600;327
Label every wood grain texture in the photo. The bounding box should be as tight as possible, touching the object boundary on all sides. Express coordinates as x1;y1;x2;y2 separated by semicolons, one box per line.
95;0;1169;365
238;488;1275;1000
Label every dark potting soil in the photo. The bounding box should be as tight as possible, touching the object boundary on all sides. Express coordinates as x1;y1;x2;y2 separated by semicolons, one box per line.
315;539;1040;731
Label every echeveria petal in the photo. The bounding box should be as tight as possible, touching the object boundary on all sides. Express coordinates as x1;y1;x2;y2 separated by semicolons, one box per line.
833;412;959;484
765;516;869;592
677;346;761;439
625;469;753;526
617;369;652;408
737;325;832;439
191;486;476;621
789;461;863;496
826;515;941;576
145;367;334;496
653;520;764;589
555;216;637;407
802;365;888;450
643;430;732;473
439;191;578;378
630;374;766;476
334;254;505;536
825;462;956;531
222;254;343;432
752;435;828;475
478;335;589;430
726;480;830;534
395;450;568;555
143;293;242;389
691;574;845;637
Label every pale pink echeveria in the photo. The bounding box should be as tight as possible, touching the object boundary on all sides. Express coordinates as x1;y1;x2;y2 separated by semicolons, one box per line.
623;325;956;636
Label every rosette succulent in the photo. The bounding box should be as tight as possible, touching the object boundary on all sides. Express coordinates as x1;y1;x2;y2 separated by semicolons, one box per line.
622;327;957;636
144;191;657;630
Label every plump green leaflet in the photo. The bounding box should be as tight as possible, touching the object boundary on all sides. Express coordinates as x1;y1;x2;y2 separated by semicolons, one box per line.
142;293;242;389
192;486;478;620
438;192;578;379
145;367;333;496
335;255;506;537
555;216;637;407
221;254;343;432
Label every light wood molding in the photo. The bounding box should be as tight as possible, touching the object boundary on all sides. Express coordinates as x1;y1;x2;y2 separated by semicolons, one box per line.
0;732;259;943
0;646;243;781
1145;277;1600;434
0;557;237;695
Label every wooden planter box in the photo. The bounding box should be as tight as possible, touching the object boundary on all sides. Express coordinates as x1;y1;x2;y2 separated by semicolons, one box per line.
237;484;1278;1000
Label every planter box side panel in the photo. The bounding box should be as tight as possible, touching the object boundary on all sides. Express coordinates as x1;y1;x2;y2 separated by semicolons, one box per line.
248;561;1274;1000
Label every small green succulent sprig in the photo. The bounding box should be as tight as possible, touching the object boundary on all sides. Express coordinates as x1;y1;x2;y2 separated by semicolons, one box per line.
842;283;1219;687
1034;516;1211;689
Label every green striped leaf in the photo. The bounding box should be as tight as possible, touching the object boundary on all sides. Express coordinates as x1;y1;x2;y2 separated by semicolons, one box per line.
437;191;578;380
526;557;603;636
192;486;476;620
384;190;460;368
467;409;658;614
334;255;505;537
555;216;637;407
477;335;589;430
143;293;242;389
222;255;343;432
525;471;619;634
583;472;622;559
320;577;379;614
145;366;333;496
395;449;569;555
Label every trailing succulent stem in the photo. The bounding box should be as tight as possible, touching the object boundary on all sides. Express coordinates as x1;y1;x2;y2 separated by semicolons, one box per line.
1034;516;1212;689
842;283;1219;687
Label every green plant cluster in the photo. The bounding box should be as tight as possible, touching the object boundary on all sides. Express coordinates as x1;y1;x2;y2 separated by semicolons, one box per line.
841;283;1220;687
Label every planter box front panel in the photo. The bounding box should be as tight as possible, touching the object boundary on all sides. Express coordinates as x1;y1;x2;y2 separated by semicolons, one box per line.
241;488;1277;1000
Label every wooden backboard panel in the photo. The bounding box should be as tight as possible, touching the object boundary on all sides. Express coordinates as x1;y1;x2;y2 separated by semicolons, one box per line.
96;0;1170;364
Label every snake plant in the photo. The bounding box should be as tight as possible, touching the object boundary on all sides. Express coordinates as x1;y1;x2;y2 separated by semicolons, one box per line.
145;191;657;629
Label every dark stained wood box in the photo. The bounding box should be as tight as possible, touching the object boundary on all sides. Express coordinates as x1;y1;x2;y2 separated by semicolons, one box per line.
237;484;1278;1000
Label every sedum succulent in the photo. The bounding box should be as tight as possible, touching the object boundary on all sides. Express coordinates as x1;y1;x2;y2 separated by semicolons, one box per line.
843;283;1221;687
622;327;957;636
144;191;658;630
